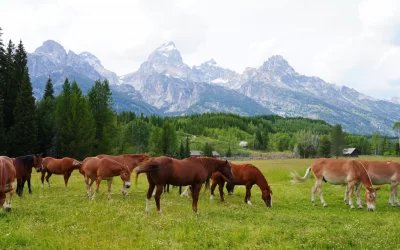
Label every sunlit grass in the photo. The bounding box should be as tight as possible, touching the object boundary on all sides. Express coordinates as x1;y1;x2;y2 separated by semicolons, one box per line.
1;156;400;249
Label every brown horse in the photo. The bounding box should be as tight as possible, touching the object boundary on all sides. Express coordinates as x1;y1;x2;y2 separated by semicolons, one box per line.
13;154;43;197
291;158;381;211
135;156;234;214
81;157;131;200
210;163;273;207
0;156;16;212
41;157;82;189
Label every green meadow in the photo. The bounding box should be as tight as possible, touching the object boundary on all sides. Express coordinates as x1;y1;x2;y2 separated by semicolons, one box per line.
1;156;399;249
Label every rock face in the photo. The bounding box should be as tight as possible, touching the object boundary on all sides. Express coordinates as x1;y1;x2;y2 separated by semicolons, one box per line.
28;40;400;135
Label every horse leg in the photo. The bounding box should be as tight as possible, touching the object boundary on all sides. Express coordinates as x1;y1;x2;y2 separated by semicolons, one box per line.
389;181;398;206
218;181;225;202
394;182;399;206
27;178;32;194
107;179;112;200
347;181;356;209
355;183;363;208
87;178;95;198
41;171;45;188
5;182;15;212
344;185;349;205
46;172;52;188
210;179;217;200
92;177;102;200
154;184;164;215
191;184;202;213
180;185;190;198
316;180;327;207
64;172;72;190
16;179;22;197
245;183;253;205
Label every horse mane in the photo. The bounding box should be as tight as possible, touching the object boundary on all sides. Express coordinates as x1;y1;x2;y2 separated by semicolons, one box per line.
15;155;35;168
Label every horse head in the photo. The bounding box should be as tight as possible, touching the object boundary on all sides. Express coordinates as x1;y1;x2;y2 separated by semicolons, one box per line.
364;186;382;211
120;166;131;196
262;185;273;208
220;160;234;181
33;153;44;172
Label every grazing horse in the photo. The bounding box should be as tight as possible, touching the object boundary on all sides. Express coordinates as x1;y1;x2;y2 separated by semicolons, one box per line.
81;157;131;200
0;156;16;212
96;154;150;172
13;154;43;197
291;158;381;211
210;163;273;207
136;156;234;214
343;160;400;207
41;157;82;189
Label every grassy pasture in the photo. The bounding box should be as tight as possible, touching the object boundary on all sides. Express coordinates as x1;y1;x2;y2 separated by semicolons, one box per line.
1;156;400;249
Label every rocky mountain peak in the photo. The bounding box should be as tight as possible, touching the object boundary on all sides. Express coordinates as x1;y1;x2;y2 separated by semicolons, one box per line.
156;41;176;52
260;55;296;75
79;52;101;66
34;40;67;59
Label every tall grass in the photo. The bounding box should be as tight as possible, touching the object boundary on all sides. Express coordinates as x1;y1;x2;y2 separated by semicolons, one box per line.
1;156;399;249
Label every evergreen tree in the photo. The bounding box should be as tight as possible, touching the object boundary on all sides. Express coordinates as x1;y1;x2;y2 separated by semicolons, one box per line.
317;135;331;158
0;28;6;153
43;76;55;99
203;142;214;157
125;118;150;153
184;135;190;158
226;145;232;157
331;124;345;158
88;79;115;155
179;142;185;159
0;102;7;154
148;126;163;156
55;78;73;157
160;122;178;155
3;40;15;132
8;70;36;156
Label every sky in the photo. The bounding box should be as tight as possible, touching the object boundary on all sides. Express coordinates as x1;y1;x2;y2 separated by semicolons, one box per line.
1;0;400;100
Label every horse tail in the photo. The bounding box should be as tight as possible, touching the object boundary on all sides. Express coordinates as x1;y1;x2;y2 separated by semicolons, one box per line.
204;177;211;191
135;160;160;186
290;167;312;183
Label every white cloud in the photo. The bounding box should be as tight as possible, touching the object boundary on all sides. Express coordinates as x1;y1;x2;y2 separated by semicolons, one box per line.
0;0;399;99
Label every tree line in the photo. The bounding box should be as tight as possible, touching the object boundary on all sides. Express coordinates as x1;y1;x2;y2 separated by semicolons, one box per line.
1;27;399;160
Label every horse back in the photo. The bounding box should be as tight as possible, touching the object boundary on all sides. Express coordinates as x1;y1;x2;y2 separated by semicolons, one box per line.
311;158;364;184
357;160;398;184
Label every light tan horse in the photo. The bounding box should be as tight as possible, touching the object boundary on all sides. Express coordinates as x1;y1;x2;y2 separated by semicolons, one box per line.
0;156;16;212
81;157;131;200
96;154;150;172
41;157;82;189
291;158;381;211
344;160;400;207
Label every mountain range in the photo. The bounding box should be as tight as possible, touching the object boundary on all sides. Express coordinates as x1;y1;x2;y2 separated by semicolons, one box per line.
27;40;400;135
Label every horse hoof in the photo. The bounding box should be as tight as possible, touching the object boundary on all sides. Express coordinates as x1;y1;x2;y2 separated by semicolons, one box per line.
358;206;363;209
210;195;214;200
350;206;355;209
5;207;11;212
313;203;317;206
323;204;328;207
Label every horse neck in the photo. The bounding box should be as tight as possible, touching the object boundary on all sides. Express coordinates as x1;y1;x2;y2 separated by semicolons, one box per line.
356;161;373;188
199;157;220;174
254;168;269;191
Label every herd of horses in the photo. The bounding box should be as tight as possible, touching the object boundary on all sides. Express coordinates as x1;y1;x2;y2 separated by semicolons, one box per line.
0;153;399;214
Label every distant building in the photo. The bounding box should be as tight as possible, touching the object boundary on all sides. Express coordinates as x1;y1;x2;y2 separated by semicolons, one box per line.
343;148;361;157
239;141;248;148
212;151;220;157
190;150;203;157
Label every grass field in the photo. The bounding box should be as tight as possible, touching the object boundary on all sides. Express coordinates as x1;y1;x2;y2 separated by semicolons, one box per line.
1;156;400;249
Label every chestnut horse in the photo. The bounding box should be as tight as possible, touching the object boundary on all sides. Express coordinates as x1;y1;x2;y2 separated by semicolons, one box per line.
41;157;82;189
136;156;234;214
344;160;400;207
210;163;273;207
81;157;131;200
0;156;16;212
96;154;150;172
291;158;381;211
13;154;43;197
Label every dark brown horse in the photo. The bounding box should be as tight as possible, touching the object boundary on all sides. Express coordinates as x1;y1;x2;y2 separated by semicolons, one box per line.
13;154;43;197
136;156;234;214
81;157;132;200
210;163;273;207
41;157;82;189
0;156;16;212
96;154;150;172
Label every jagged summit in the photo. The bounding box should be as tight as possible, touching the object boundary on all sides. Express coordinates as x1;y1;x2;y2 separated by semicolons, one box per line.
34;40;67;58
260;55;296;75
157;41;176;52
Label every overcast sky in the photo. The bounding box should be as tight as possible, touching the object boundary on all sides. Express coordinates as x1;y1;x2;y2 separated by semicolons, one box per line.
1;0;399;100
